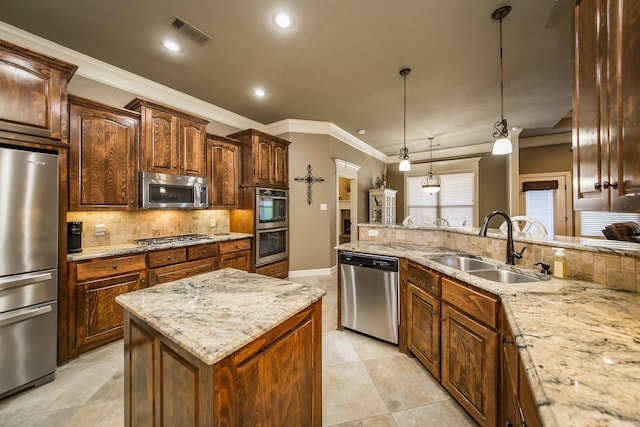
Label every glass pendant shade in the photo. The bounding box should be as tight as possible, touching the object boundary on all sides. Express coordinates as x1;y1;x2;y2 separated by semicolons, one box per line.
399;158;411;171
422;171;441;193
492;136;512;155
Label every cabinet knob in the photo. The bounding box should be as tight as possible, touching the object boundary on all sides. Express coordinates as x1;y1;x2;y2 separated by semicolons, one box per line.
167;256;172;260
431;311;438;317
440;317;447;322
506;420;515;427
202;249;207;254
501;337;512;345
112;265;117;269
130;200;134;204
603;181;619;189
594;182;602;190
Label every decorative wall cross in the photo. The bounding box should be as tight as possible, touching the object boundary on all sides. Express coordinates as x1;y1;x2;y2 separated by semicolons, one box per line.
294;164;325;205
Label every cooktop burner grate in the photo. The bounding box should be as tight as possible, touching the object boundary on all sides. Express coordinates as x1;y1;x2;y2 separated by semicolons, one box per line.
134;234;211;245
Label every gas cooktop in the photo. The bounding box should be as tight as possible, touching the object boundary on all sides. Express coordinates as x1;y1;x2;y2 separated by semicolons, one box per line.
134;234;211;245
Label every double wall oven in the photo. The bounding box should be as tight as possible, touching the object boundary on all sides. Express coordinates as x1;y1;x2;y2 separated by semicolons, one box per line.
255;188;288;266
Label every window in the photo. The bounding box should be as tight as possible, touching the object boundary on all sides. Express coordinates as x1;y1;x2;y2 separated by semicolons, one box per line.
407;171;475;226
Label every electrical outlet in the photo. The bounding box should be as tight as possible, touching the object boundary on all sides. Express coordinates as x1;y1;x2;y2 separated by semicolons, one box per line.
368;229;379;237
210;219;217;227
95;224;106;236
320;203;328;211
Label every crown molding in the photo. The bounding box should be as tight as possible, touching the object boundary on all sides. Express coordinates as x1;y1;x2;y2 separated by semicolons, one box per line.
266;119;388;162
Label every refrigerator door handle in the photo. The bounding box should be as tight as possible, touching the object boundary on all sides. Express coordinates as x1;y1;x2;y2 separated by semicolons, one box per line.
0;305;52;328
0;272;53;292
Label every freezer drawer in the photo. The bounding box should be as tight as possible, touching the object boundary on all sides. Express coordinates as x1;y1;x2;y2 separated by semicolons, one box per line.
0;269;57;313
0;301;57;399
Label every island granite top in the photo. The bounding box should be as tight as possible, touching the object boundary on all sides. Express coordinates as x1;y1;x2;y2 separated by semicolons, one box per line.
337;241;640;427
115;268;326;366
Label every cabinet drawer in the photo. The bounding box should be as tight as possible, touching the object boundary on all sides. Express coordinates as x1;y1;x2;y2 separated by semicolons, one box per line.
406;261;441;296
219;238;251;254
149;258;215;286
256;259;288;279
187;243;218;261
76;254;146;282
148;247;187;268
442;277;498;328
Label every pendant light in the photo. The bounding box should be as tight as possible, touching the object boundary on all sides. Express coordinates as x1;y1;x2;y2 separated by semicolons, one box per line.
398;67;412;171
491;6;512;155
422;137;441;193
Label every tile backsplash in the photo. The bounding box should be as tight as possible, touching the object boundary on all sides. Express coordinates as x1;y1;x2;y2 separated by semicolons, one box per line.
67;210;231;247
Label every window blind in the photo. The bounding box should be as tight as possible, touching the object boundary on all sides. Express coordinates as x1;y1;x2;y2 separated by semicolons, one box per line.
407;172;475;226
579;211;640;237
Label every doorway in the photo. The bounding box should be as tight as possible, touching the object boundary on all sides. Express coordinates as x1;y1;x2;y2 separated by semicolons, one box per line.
335;159;360;246
518;172;573;236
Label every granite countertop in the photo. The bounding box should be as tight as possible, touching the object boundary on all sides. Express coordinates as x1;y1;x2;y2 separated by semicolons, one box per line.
67;232;253;262
337;241;640;427
115;268;326;365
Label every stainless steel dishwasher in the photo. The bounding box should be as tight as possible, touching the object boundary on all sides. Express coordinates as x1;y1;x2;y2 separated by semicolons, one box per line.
340;252;399;344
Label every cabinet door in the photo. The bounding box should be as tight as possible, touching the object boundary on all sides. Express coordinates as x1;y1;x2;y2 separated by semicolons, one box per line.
0;42;75;140
441;303;498;427
407;283;441;379
500;316;520;427
272;141;288;187
149;258;216;286
235;310;316;426
207;137;239;208
76;271;146;352
142;107;179;174
179;117;206;177
609;0;640;211
218;250;251;271
254;136;274;185
69;101;138;210
573;0;609;210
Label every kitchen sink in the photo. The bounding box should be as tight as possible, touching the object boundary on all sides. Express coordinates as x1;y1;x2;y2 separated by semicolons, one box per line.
429;256;498;271
468;269;541;283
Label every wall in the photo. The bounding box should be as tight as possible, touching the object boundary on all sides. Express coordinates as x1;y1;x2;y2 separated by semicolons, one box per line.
519;143;573;175
478;154;509;221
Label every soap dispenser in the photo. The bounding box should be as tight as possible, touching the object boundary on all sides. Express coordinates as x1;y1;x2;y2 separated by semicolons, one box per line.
552;248;568;279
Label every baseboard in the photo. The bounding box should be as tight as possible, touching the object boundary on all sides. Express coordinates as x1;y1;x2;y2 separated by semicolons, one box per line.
288;265;337;277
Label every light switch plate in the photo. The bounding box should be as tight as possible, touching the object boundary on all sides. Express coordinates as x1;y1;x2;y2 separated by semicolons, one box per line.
320;203;328;211
210;219;217;227
95;224;106;236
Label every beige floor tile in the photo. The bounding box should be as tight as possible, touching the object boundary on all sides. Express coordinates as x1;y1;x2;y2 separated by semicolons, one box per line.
329;413;398;426
347;330;401;361
323;308;338;332
323;362;389;426
364;354;451;412
86;367;124;405
322;330;361;367
64;400;124;427
0;408;75;427
391;400;478;427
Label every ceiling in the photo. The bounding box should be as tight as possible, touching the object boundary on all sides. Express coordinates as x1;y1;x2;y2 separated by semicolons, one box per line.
0;0;573;158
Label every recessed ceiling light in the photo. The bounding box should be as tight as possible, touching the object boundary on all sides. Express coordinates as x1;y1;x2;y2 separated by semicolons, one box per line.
273;11;293;29
163;40;181;52
357;129;366;135
254;88;266;98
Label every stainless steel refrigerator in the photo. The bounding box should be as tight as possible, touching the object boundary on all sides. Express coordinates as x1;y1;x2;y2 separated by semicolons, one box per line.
0;146;59;399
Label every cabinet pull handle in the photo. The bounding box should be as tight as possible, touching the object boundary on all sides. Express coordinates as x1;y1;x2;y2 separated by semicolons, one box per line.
501;337;512;345
440;317;447;322
594;182;602;190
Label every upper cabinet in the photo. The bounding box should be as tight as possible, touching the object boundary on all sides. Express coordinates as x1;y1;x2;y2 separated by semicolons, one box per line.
573;0;640;212
125;98;208;177
68;96;140;211
227;129;290;188
0;40;77;142
206;134;240;209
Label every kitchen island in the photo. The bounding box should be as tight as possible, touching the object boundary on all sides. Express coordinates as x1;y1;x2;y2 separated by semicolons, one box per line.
115;268;326;427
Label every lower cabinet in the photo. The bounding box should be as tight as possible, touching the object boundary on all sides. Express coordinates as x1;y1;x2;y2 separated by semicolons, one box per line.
256;259;289;279
406;283;441;380
218;238;251;271
123;299;322;426
71;254;147;356
149;243;217;286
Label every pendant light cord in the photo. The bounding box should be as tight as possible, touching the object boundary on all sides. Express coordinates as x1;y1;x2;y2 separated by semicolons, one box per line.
499;16;505;123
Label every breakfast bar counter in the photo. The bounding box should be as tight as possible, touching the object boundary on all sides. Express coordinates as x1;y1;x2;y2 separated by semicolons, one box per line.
115;268;326;426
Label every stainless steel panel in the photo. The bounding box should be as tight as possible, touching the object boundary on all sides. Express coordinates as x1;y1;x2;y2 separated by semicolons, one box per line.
0;269;57;313
255;227;288;266
0;301;57;398
0;147;58;277
139;171;209;209
340;263;399;344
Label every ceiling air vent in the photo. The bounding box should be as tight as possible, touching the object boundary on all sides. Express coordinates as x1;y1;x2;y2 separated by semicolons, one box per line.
169;16;212;46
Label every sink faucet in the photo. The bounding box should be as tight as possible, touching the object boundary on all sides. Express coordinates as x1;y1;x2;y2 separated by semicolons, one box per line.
479;211;526;265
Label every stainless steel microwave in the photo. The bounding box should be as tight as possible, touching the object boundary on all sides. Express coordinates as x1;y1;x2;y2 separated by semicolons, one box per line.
140;172;209;209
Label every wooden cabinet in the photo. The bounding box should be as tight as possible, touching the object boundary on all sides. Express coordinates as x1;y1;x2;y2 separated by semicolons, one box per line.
70;254;146;355
68;96;139;210
500;310;521;427
573;0;640;211
125;98;208;177
0;40;77;141
227;128;290;189
405;261;442;379
148;243;217;286
123;299;322;426
218;238;251;271
440;278;499;427
206;134;240;208
255;258;288;279
369;189;397;225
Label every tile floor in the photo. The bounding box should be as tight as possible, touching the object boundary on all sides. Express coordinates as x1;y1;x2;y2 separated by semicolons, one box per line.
0;273;476;426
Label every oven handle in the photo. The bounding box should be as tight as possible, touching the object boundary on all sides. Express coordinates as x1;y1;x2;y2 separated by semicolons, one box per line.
257;226;288;233
0;272;53;292
0;305;53;328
